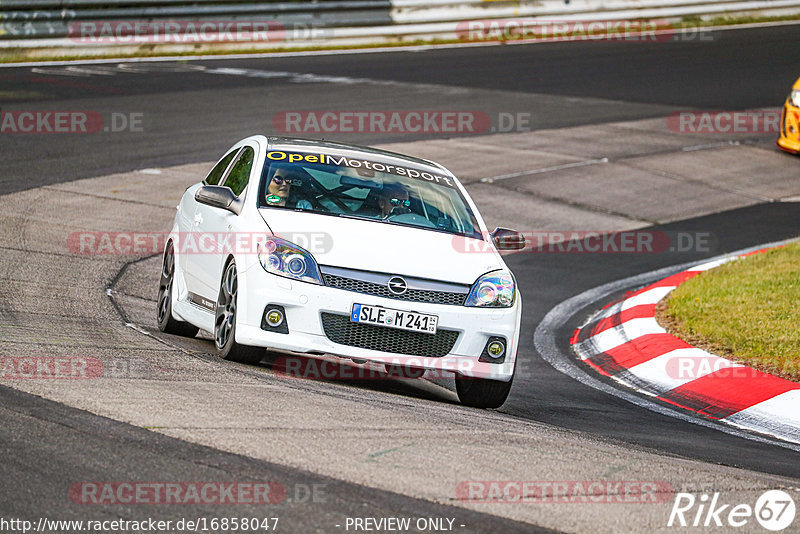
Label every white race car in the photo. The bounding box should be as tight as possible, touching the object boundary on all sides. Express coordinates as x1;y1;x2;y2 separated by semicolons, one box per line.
157;136;525;408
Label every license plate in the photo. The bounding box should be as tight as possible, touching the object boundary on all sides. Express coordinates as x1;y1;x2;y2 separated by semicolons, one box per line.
350;303;438;334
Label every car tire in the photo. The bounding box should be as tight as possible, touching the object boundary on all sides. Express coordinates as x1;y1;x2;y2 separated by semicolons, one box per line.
215;259;264;365
157;242;199;338
456;375;513;409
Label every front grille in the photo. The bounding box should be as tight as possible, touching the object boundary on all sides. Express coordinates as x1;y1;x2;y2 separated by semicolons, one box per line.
320;313;459;358
323;273;467;306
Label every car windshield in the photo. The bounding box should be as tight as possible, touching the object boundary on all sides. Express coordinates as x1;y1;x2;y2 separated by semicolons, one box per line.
257;151;482;239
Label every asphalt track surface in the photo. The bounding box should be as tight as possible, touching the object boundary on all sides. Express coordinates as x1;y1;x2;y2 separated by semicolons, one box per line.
1;23;800;529
0;385;545;533
1;24;800;193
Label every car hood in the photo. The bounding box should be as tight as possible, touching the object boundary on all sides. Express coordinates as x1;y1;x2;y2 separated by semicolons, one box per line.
258;209;502;285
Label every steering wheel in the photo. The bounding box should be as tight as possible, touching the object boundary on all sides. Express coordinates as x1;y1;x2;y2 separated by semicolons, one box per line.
302;180;352;212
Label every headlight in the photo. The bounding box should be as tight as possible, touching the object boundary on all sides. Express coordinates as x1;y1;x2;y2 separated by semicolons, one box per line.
465;270;515;307
258;237;323;285
791;90;800;108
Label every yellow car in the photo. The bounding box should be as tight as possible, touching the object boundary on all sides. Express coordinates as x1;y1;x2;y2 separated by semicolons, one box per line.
778;76;800;154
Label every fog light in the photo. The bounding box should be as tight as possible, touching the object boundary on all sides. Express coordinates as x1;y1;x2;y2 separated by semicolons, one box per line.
479;336;507;364
261;305;288;334
488;341;505;357
266;309;284;327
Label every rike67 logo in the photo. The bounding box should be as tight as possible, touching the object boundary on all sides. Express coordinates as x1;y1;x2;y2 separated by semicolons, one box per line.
668;490;796;531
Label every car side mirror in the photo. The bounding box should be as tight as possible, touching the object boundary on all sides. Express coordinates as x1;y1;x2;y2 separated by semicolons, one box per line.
195;185;242;215
491;227;526;251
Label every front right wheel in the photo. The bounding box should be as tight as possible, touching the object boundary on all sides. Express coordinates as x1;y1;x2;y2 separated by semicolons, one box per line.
456;376;513;409
215;259;264;365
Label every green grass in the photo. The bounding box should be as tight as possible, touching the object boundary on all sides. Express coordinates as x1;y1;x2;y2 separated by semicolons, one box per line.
663;241;800;381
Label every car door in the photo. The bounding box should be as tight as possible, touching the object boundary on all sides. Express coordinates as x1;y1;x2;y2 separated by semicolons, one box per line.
192;143;258;301
182;147;240;298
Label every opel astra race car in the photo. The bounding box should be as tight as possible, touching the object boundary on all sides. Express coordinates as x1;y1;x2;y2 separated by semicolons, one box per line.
157;136;525;408
777;76;800;154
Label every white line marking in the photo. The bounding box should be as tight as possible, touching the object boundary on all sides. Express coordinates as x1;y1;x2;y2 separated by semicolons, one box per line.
724;390;800;443
688;257;736;271
626;348;736;393
481;158;608;183
586;300;624;322
682;141;738;152
620;285;675;311
31;67;87;77
574;317;665;357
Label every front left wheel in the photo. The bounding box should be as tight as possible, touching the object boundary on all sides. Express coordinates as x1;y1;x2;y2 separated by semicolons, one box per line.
157;242;199;337
215;259;264;365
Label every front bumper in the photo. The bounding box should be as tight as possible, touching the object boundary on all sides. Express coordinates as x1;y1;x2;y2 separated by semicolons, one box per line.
777;103;800;154
235;261;521;381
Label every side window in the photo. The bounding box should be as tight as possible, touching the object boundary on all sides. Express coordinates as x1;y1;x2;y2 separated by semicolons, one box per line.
204;149;238;185
223;146;255;197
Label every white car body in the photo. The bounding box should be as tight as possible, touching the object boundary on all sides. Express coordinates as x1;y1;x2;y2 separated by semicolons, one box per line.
161;136;522;407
